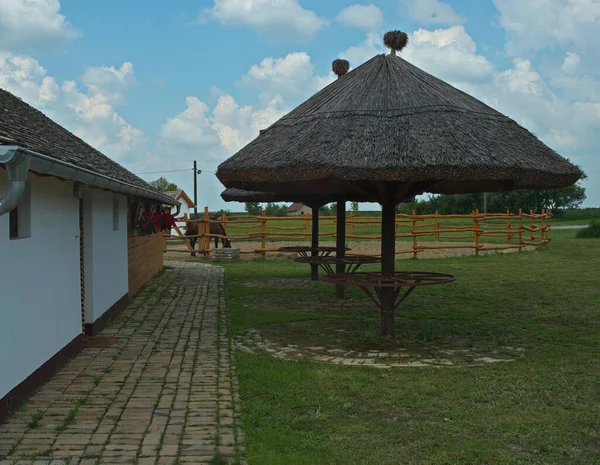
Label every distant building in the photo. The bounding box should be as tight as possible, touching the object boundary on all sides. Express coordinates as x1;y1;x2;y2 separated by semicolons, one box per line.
165;190;195;236
287;203;312;216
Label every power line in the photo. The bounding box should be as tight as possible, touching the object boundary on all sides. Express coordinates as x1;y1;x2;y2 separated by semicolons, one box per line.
134;168;193;175
135;168;217;175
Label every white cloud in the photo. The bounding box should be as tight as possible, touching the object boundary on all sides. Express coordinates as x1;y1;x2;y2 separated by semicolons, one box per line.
335;4;383;31
82;62;136;101
339;32;385;66
493;0;600;56
399;0;465;26
0;0;79;52
0;52;144;161
201;0;328;41
0;52;60;106
160;97;220;148
405;26;495;85
562;52;581;75
337;27;494;86
242;52;334;103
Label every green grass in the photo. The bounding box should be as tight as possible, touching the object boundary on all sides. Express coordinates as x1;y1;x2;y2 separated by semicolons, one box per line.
224;228;600;464
25;410;44;429
575;221;600;238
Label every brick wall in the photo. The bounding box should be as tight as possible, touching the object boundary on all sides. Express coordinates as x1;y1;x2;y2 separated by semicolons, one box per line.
128;232;164;297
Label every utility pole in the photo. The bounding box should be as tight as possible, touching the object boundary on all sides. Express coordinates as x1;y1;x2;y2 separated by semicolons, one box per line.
193;160;198;217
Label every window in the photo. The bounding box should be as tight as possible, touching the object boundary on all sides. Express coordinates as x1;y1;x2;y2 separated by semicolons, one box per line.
8;182;31;240
113;196;119;231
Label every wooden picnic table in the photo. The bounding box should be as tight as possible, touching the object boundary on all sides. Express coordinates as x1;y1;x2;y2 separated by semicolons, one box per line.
278;245;351;258
320;271;456;310
292;255;381;274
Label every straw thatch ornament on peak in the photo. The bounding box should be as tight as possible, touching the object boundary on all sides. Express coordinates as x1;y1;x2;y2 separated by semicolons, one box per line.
383;30;408;55
332;59;350;77
217;30;583;338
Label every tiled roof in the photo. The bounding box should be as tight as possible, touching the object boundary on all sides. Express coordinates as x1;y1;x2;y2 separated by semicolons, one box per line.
165;190;181;199
287;202;304;212
0;88;167;200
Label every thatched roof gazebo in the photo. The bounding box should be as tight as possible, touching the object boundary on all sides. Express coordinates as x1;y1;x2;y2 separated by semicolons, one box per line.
216;31;583;338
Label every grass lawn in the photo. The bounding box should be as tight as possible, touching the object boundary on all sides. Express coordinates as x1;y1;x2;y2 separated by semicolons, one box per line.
222;228;600;464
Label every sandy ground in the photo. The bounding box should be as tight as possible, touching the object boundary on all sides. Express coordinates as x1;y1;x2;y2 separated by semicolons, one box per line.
164;239;535;261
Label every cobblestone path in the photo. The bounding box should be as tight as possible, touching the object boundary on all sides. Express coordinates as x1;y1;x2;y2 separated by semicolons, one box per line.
0;262;245;465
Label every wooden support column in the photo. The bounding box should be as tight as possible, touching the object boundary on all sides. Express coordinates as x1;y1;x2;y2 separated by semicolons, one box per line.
336;201;346;299
380;201;396;338
310;203;320;281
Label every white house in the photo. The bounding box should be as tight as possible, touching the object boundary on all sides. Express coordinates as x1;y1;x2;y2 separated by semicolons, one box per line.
0;88;180;423
287;203;312;216
165;190;195;236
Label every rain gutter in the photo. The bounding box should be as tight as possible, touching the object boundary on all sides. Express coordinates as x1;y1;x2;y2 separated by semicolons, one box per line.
0;145;180;217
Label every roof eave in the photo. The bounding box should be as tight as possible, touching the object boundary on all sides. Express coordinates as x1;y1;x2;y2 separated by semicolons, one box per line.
0;145;180;206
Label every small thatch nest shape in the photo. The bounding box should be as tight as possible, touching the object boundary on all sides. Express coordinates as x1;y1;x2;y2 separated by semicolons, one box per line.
332;59;350;77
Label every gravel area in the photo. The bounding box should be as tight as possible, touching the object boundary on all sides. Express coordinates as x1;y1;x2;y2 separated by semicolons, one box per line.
164;240;535;261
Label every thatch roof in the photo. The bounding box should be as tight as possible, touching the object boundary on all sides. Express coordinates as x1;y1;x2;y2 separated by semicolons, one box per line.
217;45;583;204
221;187;364;205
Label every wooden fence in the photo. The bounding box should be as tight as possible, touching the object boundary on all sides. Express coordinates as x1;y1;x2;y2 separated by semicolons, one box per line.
163;206;552;258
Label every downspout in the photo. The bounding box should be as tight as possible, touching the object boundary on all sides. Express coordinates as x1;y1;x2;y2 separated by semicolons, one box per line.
0;147;31;216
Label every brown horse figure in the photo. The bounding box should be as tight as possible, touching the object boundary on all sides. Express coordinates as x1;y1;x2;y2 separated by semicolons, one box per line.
185;217;231;256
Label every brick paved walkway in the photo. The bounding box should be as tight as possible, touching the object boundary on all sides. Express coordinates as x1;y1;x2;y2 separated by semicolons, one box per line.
0;262;245;465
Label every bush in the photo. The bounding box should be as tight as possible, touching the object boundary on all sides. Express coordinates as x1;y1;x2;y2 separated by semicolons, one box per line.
575;221;600;238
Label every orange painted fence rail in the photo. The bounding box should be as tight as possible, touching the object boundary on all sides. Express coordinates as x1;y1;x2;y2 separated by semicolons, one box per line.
164;206;552;258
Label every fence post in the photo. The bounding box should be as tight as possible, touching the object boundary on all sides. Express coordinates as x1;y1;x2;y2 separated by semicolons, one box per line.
305;214;309;240
545;210;550;243
435;211;440;241
412;209;418;259
506;209;511;244
261;210;267;258
349;212;354;238
203;206;210;256
474;209;480;256
529;210;534;242
544;210;548;243
518;208;523;250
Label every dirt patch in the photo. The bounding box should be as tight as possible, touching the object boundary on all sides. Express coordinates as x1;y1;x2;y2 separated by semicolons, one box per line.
238;277;313;289
236;318;531;368
164;240;535;262
236;293;454;314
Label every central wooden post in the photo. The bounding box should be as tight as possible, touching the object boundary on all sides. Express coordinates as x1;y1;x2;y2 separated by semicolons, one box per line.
336;201;346;299
310;203;320;281
380;202;396;337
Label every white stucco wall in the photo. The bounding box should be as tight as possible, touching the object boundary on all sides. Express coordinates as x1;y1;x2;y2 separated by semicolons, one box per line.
83;189;128;324
0;172;81;400
170;199;193;237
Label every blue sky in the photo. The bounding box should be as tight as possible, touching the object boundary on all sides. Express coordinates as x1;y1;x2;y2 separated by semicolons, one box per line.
1;0;598;211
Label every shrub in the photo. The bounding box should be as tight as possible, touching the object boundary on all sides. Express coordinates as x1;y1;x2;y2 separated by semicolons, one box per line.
575;221;600;238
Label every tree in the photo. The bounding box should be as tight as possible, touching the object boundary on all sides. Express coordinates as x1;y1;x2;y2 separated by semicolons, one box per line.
264;203;288;216
149;177;179;192
351;202;359;212
319;203;336;216
245;202;261;216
